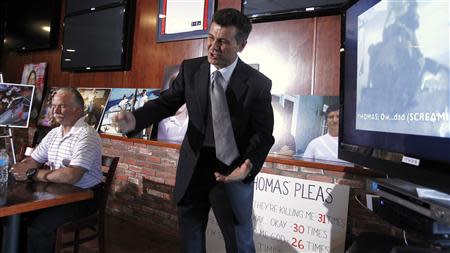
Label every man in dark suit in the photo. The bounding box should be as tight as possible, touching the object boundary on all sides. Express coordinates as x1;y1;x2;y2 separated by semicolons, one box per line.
113;8;274;253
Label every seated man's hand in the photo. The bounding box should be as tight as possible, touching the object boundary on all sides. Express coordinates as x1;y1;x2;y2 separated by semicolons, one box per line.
10;163;30;181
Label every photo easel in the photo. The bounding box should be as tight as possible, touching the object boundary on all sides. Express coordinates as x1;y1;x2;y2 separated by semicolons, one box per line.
0;126;17;164
0;80;36;165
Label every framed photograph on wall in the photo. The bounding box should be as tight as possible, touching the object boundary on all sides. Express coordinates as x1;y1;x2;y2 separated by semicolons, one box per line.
77;88;112;131
99;88;159;139
100;88;137;136
37;87;59;128
21;62;47;119
157;0;215;42
134;88;160;140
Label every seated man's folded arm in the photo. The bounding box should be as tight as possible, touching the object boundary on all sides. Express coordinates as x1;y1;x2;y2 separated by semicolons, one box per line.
35;166;86;184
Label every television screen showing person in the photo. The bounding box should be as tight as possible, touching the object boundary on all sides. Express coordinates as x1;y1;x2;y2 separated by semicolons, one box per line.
303;104;346;162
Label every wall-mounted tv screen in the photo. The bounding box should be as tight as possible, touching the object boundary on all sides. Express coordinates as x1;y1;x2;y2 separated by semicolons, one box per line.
0;83;35;128
340;0;450;194
242;0;351;22
66;0;124;15
2;0;61;52
61;4;134;72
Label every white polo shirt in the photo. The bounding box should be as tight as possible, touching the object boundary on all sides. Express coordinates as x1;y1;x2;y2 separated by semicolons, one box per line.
31;117;103;189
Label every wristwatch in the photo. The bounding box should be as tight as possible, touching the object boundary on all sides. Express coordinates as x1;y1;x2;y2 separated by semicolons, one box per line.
26;168;38;182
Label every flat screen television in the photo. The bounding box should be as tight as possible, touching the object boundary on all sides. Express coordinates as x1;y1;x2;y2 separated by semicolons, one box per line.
66;0;124;15
339;0;450;194
61;3;134;72
2;0;61;52
242;0;353;22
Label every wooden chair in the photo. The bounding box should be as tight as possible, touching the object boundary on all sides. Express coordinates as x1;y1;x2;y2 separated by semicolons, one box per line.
54;155;120;253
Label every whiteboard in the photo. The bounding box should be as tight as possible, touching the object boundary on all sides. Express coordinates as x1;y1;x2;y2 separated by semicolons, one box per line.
206;173;350;253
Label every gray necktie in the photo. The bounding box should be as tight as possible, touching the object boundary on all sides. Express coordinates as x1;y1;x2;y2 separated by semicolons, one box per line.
210;71;239;165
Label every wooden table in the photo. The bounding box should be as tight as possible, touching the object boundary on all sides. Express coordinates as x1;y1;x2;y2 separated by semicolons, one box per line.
0;180;93;253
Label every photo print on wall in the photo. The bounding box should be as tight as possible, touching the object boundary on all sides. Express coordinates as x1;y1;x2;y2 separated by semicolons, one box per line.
77;88;111;131
156;65;189;144
100;88;136;136
100;88;160;139
37;87;60;128
21;62;47;119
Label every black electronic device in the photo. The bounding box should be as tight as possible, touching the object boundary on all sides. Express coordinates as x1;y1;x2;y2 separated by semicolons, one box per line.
2;0;61;52
242;0;353;22
66;0;125;15
61;1;134;72
368;178;450;248
339;0;450;195
26;168;37;182
368;179;450;226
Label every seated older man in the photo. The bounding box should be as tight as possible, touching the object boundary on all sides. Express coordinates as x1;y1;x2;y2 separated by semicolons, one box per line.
11;87;103;253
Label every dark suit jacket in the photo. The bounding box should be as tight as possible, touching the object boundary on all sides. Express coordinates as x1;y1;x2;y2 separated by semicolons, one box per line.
132;56;274;204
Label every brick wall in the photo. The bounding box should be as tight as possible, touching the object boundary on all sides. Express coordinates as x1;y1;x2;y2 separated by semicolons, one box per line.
7;128;405;243
101;137;402;243
6;127;412;246
102;138;180;236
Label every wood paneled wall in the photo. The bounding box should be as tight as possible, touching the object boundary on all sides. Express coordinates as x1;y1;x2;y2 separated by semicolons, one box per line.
0;0;341;97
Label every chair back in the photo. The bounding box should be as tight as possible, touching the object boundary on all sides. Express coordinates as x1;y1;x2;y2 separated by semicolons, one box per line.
100;155;119;213
53;155;120;253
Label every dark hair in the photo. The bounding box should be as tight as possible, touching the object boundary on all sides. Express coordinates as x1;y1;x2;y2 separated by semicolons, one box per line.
56;87;85;110
212;8;252;44
27;70;37;83
325;103;340;116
